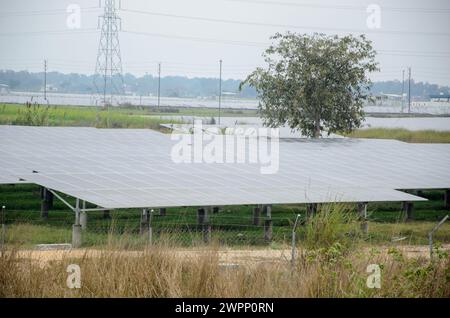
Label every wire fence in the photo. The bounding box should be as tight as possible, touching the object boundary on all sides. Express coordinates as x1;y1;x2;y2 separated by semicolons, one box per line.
0;208;299;249
1;197;448;249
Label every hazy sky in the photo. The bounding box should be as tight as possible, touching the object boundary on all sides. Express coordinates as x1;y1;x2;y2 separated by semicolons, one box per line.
0;0;449;85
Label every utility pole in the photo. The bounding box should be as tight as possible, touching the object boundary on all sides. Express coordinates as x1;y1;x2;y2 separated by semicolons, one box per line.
157;62;161;109
44;59;47;101
218;59;222;126
408;67;411;113
401;69;405;113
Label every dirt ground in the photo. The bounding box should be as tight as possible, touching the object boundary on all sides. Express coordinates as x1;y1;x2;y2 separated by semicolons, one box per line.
9;244;450;267
11;248;290;267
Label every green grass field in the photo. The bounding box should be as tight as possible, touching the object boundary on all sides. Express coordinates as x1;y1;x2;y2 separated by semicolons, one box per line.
0;103;257;129
346;128;450;143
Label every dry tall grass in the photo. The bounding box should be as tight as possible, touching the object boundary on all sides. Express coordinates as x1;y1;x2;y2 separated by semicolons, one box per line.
1;244;449;298
1;203;449;298
303;204;360;249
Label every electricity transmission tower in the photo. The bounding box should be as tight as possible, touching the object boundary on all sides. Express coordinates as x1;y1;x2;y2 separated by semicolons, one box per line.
93;0;124;107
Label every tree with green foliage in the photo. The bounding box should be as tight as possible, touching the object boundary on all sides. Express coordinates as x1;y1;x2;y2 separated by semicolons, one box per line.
240;32;379;137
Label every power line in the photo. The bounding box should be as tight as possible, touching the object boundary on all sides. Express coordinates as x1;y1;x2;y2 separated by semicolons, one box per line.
122;29;450;58
0;27;448;59
224;0;450;14
0;6;100;18
120;8;450;37
0;29;98;37
123;63;259;71
377;51;450;58
379;49;450;57
382;65;450;71
122;30;266;47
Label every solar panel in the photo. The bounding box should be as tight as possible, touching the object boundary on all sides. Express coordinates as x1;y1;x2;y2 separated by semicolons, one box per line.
1;125;449;208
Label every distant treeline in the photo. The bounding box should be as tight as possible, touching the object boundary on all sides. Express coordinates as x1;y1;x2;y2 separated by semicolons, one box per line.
0;70;449;99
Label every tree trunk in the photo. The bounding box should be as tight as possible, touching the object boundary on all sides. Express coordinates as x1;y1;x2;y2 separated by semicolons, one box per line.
313;116;321;138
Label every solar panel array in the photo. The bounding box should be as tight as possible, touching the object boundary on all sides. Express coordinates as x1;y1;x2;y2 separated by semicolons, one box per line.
1;125;449;209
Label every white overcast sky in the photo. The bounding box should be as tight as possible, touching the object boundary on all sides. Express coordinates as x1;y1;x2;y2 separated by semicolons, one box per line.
0;0;449;85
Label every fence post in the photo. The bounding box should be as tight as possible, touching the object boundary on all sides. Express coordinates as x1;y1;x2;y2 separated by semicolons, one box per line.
197;208;205;225
40;187;52;219
148;209;154;246
203;207;211;244
140;208;149;236
429;215;449;260
357;202;368;236
401;202;414;222
291;214;301;268
253;205;260;226
263;205;272;243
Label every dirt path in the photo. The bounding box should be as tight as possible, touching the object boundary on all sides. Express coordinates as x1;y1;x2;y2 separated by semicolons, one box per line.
12;248;290;267
10;244;450;267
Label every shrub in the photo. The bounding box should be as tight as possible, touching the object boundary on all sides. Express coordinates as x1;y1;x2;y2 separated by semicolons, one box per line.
302;203;360;249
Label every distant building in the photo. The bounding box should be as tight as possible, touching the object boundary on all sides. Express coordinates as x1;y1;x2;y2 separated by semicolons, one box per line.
368;93;404;106
430;93;450;102
0;84;9;94
41;84;58;92
222;91;237;96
